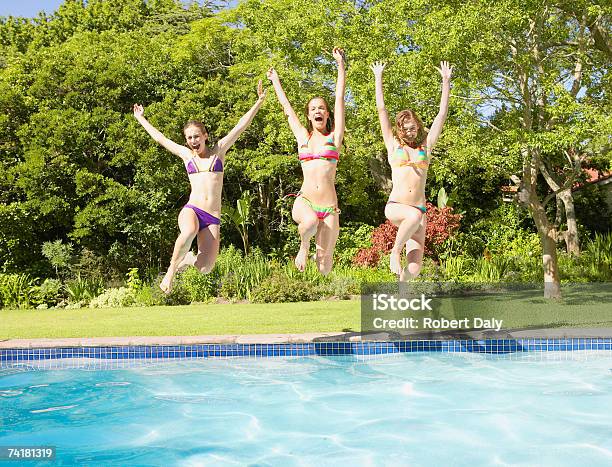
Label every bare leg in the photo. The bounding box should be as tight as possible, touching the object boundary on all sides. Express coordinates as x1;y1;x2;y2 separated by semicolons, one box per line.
384;203;424;276
315;212;340;275
177;251;196;272
400;215;427;281
292;197;319;272
160;208;198;294
192;224;221;274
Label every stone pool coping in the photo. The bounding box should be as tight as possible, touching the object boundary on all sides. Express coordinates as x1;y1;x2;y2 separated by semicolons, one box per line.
2;328;612;349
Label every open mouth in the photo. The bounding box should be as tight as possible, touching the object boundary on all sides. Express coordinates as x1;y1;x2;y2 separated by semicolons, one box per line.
314;116;324;123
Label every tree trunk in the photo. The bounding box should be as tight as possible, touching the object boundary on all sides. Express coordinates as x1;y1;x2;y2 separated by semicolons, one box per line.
531;203;562;299
542;229;561;299
558;189;580;255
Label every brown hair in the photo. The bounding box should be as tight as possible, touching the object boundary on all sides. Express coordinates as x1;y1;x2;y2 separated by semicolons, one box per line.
304;97;334;134
395;109;427;147
183;120;208;136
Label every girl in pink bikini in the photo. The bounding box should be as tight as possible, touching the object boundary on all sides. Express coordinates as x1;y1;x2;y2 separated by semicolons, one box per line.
133;81;266;293
371;61;452;281
267;48;346;274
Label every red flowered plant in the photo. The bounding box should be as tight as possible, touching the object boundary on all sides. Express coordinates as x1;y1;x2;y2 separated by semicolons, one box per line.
424;203;462;258
353;203;462;267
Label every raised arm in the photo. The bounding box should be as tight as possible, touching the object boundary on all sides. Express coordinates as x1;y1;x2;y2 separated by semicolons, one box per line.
332;47;346;148
426;61;452;152
370;62;395;153
133;104;191;161
266;67;308;141
217;80;266;155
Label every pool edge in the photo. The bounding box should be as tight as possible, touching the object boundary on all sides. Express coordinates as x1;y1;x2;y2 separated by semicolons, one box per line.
2;327;612;349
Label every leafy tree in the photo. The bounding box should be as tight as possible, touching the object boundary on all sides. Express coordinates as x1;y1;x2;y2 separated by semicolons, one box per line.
41;239;73;278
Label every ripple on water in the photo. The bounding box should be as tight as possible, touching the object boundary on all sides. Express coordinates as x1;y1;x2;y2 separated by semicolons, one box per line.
95;382;131;387
153;393;235;404
30;404;77;414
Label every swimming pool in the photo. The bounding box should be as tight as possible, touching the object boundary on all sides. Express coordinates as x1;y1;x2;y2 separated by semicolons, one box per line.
1;342;611;465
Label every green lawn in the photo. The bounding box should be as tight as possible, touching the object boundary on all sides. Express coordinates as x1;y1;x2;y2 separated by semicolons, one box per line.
1;301;361;339
1;284;611;339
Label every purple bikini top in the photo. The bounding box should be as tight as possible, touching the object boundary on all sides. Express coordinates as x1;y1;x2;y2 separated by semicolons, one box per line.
184;154;223;174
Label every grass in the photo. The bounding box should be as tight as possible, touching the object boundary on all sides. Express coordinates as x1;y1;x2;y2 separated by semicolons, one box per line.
1;284;611;340
1;301;361;339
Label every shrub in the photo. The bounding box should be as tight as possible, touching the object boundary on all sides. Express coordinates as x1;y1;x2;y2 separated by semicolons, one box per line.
89;287;136;308
353;220;397;267
318;275;360;299
334;264;395;284
73;248;107;281
424;203;462;258
334;222;375;266
353;248;381;268
179;266;218;302
251;273;319;303
126;268;143;291
133;284;166;307
37;278;63;306
352;204;462;266
65;275;104;304
217;248;271;300
442;255;473;281
0;273;40;309
281;261;328;286
585;232;612;280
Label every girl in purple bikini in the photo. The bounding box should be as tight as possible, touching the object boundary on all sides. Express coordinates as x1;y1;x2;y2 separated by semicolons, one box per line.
133;81;266;293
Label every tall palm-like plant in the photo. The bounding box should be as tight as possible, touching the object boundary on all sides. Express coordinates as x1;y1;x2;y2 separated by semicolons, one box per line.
222;191;253;254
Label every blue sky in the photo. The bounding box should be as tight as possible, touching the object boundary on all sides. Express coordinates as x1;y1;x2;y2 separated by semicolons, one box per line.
0;0;65;18
0;1;220;18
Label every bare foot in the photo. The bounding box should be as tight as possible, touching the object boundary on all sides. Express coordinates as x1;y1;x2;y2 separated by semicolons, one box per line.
177;251;196;272
399;266;408;282
159;271;174;294
390;250;402;275
295;246;309;272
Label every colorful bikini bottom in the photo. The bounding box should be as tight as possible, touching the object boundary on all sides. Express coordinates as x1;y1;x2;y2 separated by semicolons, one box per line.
287;192;341;220
386;200;427;214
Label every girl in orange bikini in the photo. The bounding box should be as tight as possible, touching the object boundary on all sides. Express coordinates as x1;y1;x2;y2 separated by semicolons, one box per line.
267;48;346;274
371;61;452;281
133;81;266;293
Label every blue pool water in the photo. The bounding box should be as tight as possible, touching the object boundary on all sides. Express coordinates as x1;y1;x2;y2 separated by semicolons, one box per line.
1;352;612;466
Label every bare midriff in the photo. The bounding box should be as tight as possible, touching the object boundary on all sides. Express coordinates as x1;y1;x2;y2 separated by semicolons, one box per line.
388;164;428;207
300;160;338;206
186;150;224;217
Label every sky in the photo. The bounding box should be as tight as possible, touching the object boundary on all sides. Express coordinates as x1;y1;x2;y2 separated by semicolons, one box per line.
0;0;64;18
0;0;221;18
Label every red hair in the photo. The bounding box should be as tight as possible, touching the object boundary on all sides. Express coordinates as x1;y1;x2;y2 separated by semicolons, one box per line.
395;109;426;146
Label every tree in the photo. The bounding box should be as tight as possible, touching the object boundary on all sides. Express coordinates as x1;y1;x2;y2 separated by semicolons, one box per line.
42;239;73;278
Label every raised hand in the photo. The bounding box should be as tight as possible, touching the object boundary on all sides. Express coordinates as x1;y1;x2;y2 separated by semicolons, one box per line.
257;79;266;101
332;47;345;65
370;61;386;77
133;103;144;118
266;67;278;82
435;61;453;81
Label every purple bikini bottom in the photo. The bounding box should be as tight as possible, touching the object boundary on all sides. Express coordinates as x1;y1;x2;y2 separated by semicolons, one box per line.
184;204;221;231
